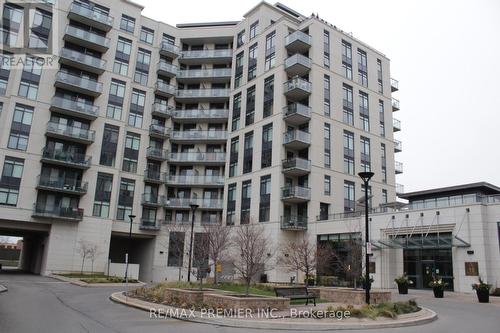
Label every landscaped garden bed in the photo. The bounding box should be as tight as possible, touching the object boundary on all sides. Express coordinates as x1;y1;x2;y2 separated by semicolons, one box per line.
57;273;138;284
318;287;391;305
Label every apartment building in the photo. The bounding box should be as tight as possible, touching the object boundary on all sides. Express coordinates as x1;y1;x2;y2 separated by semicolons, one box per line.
0;0;403;282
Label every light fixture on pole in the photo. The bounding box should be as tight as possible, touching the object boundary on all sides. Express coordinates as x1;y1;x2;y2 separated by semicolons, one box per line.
124;214;136;284
358;171;374;304
187;203;199;282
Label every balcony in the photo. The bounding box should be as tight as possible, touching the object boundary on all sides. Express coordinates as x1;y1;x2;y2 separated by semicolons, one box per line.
284;54;311;76
285;31;311;53
283;129;311;150
283;77;311;101
396;183;405;195
157;61;178;78
146;147;168;161
36;175;88;195
155;81;176;97
149;124;170;139
67;2;114;32
175;88;230;102
50;96;98;120
164;198;223;210
54;71;103;97
180;49;233;64
281;186;311;203
392;98;400;111
59;48;106;74
280;216;307;231
171;109;229;123
395;161;404;174
63;25;110;52
41;148;91;169
176;68;232;83
393;118;401;132
139;218;161;231
144;169;166;184
391;78;399;92
46;122;95;145
160;42;181;58
141;193;164;207
167;152;226;165
283;103;311;125
282;157;311;176
151;103;173;118
394;139;403;153
166;175;224;188
170;130;227;144
32;204;83;221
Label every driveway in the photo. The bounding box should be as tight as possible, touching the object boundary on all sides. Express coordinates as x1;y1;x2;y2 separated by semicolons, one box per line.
1;271;499;333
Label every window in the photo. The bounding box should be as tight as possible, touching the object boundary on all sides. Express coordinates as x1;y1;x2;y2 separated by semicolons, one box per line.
344;181;355;212
134;48;151;85
263;75;274;117
226;183;236;225
261;123;273;168
360;136;371;172
359;91;370;132
245;85;255;126
324;123;331;168
377;59;383;93
343;130;355;175
248;43;257;81
381;143;387;183
342;40;353;80
319;203;330;220
265;31;275;70
234;51;244;88
114;37;132;76
382;189;388;204
100;124;119;167
379;100;385;137
113;59;128;76
0;157;24;206
323;30;330;67
116;178;135;220
167;232;185;267
259;175;271;222
109;79;126;99
128;89;145;128
243;131;253;174
324;175;331;195
93;173;113;218
231;93;241;131
236;30;246;48
29;9;51;49
140;26;154;44
120;14;135;33
123;132;140;173
229;137;239;177
18;81;38;100
8;104;33;151
249;21;259;40
358;49;368;87
106;104;122;120
324;75;331;117
7;133;29;151
117;37;132;55
136;48;151;66
343;84;354;126
241;180;252;224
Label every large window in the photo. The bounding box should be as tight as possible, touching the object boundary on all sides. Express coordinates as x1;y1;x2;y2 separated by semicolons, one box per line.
261;123;273;168
229;137;239;177
341;40;353;80
0;157;24;206
249;21;259;40
167;232;185;267
8;104;33;151
120;14;135;33
93;173;113;218
243;131;253;174
245;85;255;126
140;26;154;44
359;91;370;132
342;84;354;126
123;132;140;173
116;178;135;220
100;124;119;167
264;31;275;70
234;51;244;88
241;180;252;224
231;92;241;131
343;131;355;175
324;175;331;196
259;175;271;222
324;123;331;168
263;75;274;118
344;181;355;212
358;49;368;87
248;43;257;81
324;75;331;117
360;136;371;172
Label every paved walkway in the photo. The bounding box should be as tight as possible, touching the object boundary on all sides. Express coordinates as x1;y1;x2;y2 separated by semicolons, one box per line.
1;272;499;333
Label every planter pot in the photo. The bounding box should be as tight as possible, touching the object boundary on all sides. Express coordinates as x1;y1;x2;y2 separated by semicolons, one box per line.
397;283;409;294
476;289;490;303
433;287;444;298
306;280;315;287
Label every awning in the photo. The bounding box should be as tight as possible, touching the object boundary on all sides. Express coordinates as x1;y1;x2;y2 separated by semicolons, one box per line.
372;234;470;250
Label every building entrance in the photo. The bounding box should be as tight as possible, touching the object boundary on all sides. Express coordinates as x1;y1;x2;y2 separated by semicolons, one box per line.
404;248;454;290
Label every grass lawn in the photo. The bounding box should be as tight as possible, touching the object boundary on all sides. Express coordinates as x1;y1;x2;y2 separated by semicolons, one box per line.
58;273;138;283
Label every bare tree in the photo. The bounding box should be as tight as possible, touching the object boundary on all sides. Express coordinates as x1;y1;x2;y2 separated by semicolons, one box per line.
231;223;272;295
203;222;232;284
87;244;100;274
76;241;93;274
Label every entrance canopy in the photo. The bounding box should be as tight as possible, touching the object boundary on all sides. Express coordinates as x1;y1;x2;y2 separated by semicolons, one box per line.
372;234;470;250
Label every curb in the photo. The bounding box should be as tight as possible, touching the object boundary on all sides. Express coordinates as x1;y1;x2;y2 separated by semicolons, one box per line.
0;284;7;293
110;291;438;330
49;274;146;288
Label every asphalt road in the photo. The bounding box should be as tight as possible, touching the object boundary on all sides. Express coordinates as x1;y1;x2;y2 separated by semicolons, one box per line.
1;271;499;333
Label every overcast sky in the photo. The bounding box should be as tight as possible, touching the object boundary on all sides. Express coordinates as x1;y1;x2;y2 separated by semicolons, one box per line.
136;0;500;193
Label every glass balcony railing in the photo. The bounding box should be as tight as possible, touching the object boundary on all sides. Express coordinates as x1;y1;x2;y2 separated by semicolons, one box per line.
37;175;88;194
149;124;170;137
144;169;166;183
59;48;106;72
69;2;114;28
395;161;404;174
283;129;311;146
391;78;399;92
65;25;110;49
55;71;103;94
285;31;312;49
160;42;181;57
165;198;223;209
280;215;308;230
155;81;176;96
281;186;311;201
157;61;178;75
167;152;226;164
283;77;312;95
152;103;174;117
393;118;401;131
33;204;83;220
392;98;400;111
176;89;230;99
139;218;161;230
282;157;311;172
50;96;99;119
141;193;164;205
170;130;227;141
177;68;232;79
285;54;312;70
146;147;168;160
283;103;311;120
181;49;232;60
46;121;95;143
166;175;224;186
172;109;229;120
41;148;91;168
394;139;403;152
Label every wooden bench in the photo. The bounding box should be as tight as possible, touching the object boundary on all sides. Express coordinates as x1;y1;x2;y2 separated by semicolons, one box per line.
274;287;316;306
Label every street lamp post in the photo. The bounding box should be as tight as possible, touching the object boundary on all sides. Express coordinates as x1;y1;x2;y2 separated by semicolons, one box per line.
187;203;199;282
358;171;374;305
124;214;136;284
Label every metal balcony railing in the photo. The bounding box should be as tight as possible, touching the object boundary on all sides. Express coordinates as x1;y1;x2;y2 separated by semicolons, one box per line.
152;103;174;117
392;98;400;111
280;215;308;230
395;161;404;174
41;148;91;168
33;204;83;220
37;175;88;194
149;124;170;137
146;147;168;160
139;218;161;231
46;121;95;142
141;193;164;205
164;198;223;209
393;118;401;131
394;139;403;152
